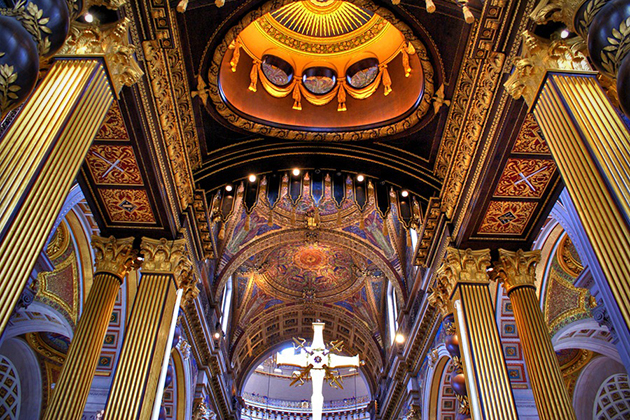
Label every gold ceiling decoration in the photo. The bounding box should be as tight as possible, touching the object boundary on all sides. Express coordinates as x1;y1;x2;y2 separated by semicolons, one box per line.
228;0;415;112
270;0;374;38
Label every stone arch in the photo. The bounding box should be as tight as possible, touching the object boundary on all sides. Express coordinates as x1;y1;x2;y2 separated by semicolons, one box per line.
572;355;626;420
420;345;450;420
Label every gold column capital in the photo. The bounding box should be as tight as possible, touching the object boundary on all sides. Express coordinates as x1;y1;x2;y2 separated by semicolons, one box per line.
91;235;137;279
57;17;144;95
504;30;591;106
529;0;587;31
140;237;193;283
440;247;492;285
429;247;490;315
494;249;541;294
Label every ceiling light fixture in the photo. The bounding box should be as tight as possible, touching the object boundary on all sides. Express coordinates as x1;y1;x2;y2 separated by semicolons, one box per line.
292;168;300;176
248;174;257;182
357;174;365;182
401;190;409;197
395;333;405;344
225;185;233;192
560;28;570;39
214;331;221;340
84;13;94;23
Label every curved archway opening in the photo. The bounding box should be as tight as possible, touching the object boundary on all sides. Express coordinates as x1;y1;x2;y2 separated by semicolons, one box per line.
240;343;371;420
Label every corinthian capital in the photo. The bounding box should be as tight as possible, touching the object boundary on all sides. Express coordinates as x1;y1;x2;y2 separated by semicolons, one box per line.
494;249;541;294
504;30;591;106
140;237;192;285
91;235;137;279
438;247;491;286
57;17;144;95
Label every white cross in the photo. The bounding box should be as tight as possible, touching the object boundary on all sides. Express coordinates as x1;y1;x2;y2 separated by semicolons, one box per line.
276;322;360;420
513;166;547;192
91;150;125;178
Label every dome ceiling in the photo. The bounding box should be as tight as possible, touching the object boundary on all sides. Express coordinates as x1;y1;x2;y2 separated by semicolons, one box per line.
212;0;433;138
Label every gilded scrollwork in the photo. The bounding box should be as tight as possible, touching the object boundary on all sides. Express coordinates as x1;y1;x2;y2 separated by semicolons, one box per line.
0;54;22;122
57;17;143;95
529;0;589;32
504;30;591;106
440;52;505;220
142;40;194;210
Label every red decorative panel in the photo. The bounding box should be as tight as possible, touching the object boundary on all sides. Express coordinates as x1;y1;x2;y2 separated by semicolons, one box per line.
100;189;156;223
86;145;144;186
494;159;557;199
477;201;537;235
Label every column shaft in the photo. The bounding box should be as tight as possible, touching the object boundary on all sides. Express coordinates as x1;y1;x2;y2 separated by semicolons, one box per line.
103;273;179;420
534;72;630;344
455;284;518;420
509;286;575;419
44;273;121;420
0;59;113;333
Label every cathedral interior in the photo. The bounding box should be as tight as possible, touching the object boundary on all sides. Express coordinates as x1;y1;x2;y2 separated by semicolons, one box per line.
1;0;630;418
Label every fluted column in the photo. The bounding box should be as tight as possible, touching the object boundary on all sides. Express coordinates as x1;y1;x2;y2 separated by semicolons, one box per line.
103;237;197;420
433;247;518;420
506;31;630;362
43;236;136;420
494;249;575;420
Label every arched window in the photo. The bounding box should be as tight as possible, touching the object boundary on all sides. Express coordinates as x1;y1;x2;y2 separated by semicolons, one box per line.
387;281;398;345
221;276;233;335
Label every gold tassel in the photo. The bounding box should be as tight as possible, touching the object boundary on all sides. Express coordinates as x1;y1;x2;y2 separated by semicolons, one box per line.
337;84;347;112
337;208;342;227
407;41;416;55
249;60;259;92
359;215;365;230
381;65;392;96
229;40;240;72
218;223;225;240
244;213;250;231
268;209;273;226
382;220;389;237
401;47;412;77
292;83;302;110
292;208;296;226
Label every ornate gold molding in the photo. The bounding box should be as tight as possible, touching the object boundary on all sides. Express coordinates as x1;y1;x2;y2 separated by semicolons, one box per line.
91;235;137;279
427;276;453;316
529;0;588;32
57;18;144;96
494;248;541;294
504;30;591;106
142;40;195;210
440;52;505;220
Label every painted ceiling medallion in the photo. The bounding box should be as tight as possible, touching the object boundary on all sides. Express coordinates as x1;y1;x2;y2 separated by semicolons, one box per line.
210;0;434;139
257;243;366;302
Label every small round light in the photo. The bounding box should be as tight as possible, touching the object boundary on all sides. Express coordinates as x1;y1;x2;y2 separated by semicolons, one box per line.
357;175;365;182
84;13;94;23
401;190;409;198
292;168;300;176
214;331;221;339
560;29;570;39
248;174;257;183
395;333;405;344
225;185;233;192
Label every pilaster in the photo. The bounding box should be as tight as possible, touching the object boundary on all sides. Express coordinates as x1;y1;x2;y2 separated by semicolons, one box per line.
494;249;576;420
103;237;193;420
432;247;518;420
506;31;630;362
44;236;136;420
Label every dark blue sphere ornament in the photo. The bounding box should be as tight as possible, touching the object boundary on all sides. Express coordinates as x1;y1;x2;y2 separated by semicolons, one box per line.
0;14;40;116
22;0;70;57
587;0;630;77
